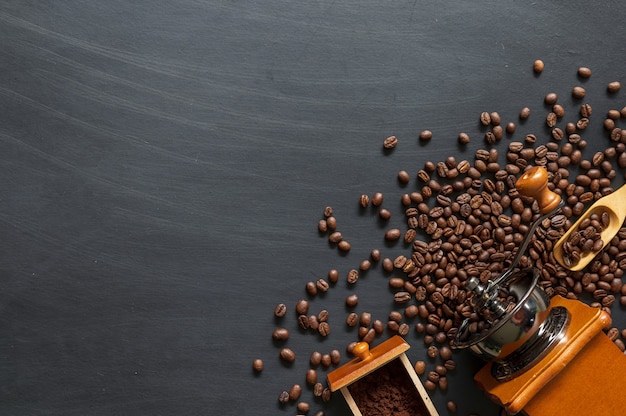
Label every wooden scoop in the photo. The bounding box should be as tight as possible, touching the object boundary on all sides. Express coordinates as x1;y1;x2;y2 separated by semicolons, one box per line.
553;183;626;271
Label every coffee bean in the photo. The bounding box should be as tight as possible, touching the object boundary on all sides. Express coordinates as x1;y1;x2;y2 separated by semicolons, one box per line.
480;111;491;126
318;322;330;336
414;360;426;375
297;402;310;413
278;390;290;404
347;269;359;284
384;228;402;241
327;269;339;284
371;192;384;206
280;348;296;363
337;240;351;252
330;349;341;366
458;132;470;144
383;135;398;149
544;92;558;105
274;303;287;318
447;401;458;412
519;107;531;120
272;328;290;341
252;358;264;372
578;66;592;78
533;59;544;73
288;384;302;401
608;81;621;93
419;130;433;142
572;86;586;99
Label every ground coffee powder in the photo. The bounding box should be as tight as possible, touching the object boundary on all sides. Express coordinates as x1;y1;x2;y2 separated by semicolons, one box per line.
347;358;429;416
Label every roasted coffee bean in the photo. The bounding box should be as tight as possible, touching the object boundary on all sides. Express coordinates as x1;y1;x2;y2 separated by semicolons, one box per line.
330;349;341;366
318;322;330;336
578;66;592;78
272;328;290;341
252;358;264;372
274;303;287;318
306;369;317;386
297;402;310;414
345;294;359;307
519;106;531;120
359;194;370;208
288;384;302;401
278;390;290;404
608;81;621;93
372;192;384;206
414;360;426;375
280;348;296;363
347;269;359;284
383;135;398;149
419;130;433;142
296;299;309;315
310;351;322;367
572;86;586;99
533;59;545;73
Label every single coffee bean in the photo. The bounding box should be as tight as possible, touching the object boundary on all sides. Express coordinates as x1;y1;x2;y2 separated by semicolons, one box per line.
578;66;592;78
533;59;544;73
607;81;621;93
318;322;330;336
414;360;426;375
519;106;531;120
458;132;470;144
544;92;558;105
310;351;322;367
480;111;491;126
303;369;317;387
346;312;358;327
297;402;310;413
317;309;329;322
278;390;290;404
288;384;302;401
371;192;384;206
252;358;263;372
330;349;341;366
280;348;296;363
337;240;351;252
305;281;317;296
272;328;290;341
347;269;359;284
274;303;287;318
384;228;402;241
295;299;309;315
419;130;433;142
447;401;458;412
313;382;323;397
359;194;370;207
327;269;338;284
383;135;398;149
572;86;586;99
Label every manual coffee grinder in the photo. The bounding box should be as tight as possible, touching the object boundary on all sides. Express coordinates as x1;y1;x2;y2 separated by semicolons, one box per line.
453;166;626;415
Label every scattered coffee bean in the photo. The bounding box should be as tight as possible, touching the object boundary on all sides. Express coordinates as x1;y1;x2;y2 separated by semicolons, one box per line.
288;384;302;401
383;135;398;149
280;348;296;363
252;358;263;372
274;303;287;318
533;59;544;73
272;328;290;341
578;66;592;78
608;81;621;93
419;130;433;142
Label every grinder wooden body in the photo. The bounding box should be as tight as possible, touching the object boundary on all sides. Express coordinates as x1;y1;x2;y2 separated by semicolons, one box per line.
474;296;626;415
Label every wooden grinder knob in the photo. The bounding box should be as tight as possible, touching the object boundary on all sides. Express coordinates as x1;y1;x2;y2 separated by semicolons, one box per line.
515;166;561;214
353;342;373;362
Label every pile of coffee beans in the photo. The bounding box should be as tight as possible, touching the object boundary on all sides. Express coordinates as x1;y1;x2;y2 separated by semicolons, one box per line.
561;210;610;267
253;61;626;416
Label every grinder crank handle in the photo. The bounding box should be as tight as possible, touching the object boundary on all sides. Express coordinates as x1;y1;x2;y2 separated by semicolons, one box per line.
515;166;562;215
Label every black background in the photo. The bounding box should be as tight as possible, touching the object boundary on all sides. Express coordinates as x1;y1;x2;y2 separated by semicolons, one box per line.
2;1;626;415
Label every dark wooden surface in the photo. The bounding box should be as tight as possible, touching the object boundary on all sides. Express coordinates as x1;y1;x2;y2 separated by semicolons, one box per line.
1;1;626;415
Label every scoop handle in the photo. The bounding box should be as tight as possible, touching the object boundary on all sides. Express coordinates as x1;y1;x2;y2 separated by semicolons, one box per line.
515;166;561;214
